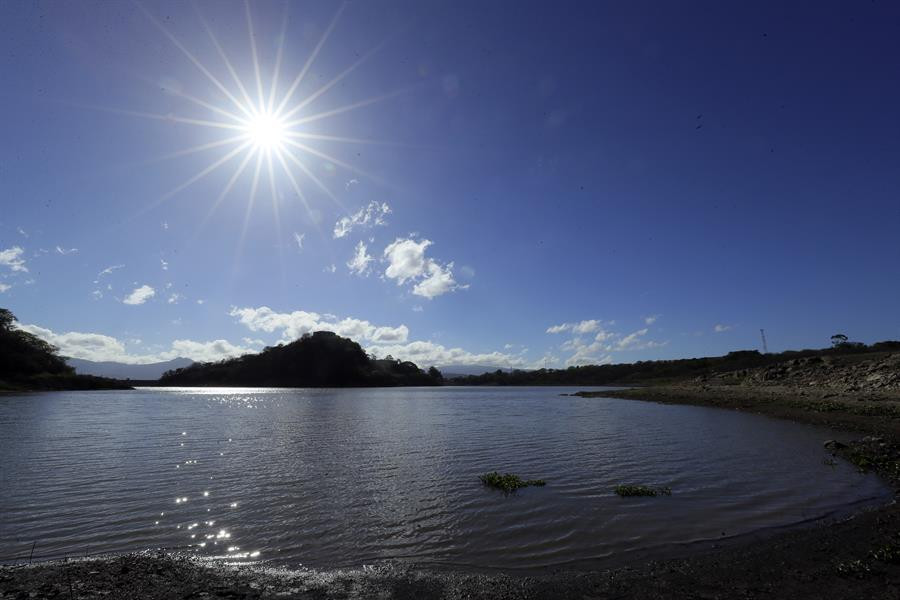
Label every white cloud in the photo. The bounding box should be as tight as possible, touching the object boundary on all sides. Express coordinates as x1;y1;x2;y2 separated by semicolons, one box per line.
123;284;155;305
549;319;667;365
367;340;528;369
616;328;649;350
383;237;464;299
383;238;431;284
412;305;424;312
546;320;608;335
98;264;124;277
0;246;28;272
293;232;305;251
92;290;103;300
17;227;28;238
0;283;10;293
714;324;732;333
347;241;373;276
229;305;527;369
324;264;337;273
160;259;169;271
412;261;463;299
644;314;660;325
333;201;391;238
196;299;205;305
168;293;182;304
17;323;255;364
230;306;410;344
56;246;78;255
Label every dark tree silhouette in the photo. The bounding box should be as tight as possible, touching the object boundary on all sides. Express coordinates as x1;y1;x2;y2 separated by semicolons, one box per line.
159;330;443;387
0;308;128;390
831;333;849;347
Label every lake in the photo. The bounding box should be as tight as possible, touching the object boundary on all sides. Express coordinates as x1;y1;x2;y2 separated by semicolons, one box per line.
0;386;888;571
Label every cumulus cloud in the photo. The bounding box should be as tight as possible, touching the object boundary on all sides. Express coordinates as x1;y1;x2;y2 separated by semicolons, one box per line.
383;237;464;299
366;340;528;369
383;238;431;284
333;201;391;238
123;284;155;305
714;323;732;333
0;246;28;272
18;323;255;364
412;261;461;299
549;319;666;365
347;241;373;276
229;306;409;344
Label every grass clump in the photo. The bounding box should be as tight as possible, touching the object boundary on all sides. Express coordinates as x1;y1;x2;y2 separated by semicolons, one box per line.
479;472;546;493
614;485;671;497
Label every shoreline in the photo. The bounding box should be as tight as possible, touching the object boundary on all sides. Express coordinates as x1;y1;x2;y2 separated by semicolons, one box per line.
3;384;899;598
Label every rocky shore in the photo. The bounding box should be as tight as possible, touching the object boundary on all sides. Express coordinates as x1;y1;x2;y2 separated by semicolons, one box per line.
3;355;900;599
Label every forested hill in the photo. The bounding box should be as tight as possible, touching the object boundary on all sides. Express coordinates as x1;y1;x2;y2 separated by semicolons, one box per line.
0;308;130;391
159;330;444;387
449;341;900;386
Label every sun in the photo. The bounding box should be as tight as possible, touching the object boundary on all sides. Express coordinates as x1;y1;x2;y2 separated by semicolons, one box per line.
127;1;399;223
243;112;287;152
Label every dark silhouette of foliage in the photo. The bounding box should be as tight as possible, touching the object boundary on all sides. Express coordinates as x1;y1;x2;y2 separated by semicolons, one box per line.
831;333;849;347
159;330;443;387
0;308;129;390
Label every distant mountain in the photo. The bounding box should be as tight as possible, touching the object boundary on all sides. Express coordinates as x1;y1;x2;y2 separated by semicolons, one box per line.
437;364;518;377
159;331;443;387
67;357;193;380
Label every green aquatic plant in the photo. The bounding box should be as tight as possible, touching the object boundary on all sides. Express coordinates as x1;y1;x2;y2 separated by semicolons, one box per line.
614;485;671;497
479;472;546;493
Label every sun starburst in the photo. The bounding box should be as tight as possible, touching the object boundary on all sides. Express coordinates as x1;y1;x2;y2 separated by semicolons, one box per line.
127;1;400;230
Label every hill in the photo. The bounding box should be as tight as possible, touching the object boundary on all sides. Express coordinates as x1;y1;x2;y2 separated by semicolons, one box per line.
449;341;900;386
67;357;193;380
0;308;130;391
158;330;443;387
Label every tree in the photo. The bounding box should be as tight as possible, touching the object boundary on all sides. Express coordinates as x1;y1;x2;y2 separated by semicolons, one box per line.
427;366;444;382
831;333;848;348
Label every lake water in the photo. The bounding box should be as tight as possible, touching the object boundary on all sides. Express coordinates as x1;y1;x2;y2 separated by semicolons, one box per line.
0;386;889;571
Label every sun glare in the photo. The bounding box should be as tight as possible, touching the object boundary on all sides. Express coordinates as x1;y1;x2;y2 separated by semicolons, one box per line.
243;112;286;151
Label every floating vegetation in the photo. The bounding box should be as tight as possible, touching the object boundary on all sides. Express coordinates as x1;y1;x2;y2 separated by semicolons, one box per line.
614;485;671;497
479;472;546;493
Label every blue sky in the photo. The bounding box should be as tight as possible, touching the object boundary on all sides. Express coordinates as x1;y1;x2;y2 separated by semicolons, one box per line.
1;1;899;368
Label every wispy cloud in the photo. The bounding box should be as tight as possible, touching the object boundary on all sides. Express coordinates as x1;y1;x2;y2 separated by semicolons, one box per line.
644;314;661;325
714;323;732;333
97;264;125;278
123;284;155;305
347;241;373;276
293;232;305;251
17;227;28;238
55;246;78;255
0;283;10;293
333;201;391;238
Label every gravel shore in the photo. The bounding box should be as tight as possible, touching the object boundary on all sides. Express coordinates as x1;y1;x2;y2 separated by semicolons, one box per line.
3;380;899;599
